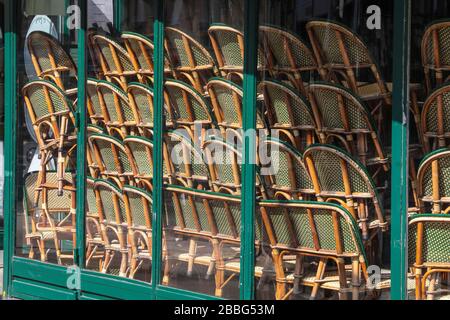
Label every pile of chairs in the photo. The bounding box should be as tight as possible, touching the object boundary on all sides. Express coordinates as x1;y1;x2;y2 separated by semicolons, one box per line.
20;20;450;300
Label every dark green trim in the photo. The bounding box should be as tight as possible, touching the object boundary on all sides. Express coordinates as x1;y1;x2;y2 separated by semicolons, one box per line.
391;0;411;301
12;257;71;288
113;0;123;33
240;0;259;300
418;147;450;167
151;0;164;289
155;285;223;300
2;0;18;298
128;82;154;93
11;279;76;300
75;0;88;272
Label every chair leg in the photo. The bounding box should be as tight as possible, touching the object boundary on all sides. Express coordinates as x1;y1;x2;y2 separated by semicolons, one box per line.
293;255;304;295
187;238;197;277
119;251;128;277
310;258;327;300
351;258;361;300
102;250;113;273
337;258;349;300
415;267;422;300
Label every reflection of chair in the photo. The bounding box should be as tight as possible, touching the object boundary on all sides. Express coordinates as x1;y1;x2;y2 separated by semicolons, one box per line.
164;130;210;189
422;20;450;94
86;78;105;126
259;25;318;95
123;135;156;191
97;80;135;138
123;185;153;280
409;214;450;300
87;124;105;178
27;31;77;91
122;31;172;84
208;24;265;83
92;34;137;89
421;84;450;152
22;80;77;195
303;144;387;242
164;27;218;93
258;138;315;200
89;133;134;187
94;179;129;277
259;200;389;300
416;148;450;214
127;82;156;138
164;79;215;140
308;82;389;173
85;176;105;268
259;80;317;151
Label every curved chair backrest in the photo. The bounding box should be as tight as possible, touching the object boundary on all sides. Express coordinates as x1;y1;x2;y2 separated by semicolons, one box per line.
164;130;210;187
22;80;76;146
92;34;136;89
87;124;105;177
259;80;316;150
96;80;134;137
408;214;450;273
421;84;450;152
417;148;450;214
123;185;153;230
86;176;98;216
94;178;126;224
164;27;217;92
259;138;314;199
88;133;133;183
306;20;389;101
421;21;450;94
164;79;215;128
259;25;317;94
86;78;104;125
207;78;242;129
127;82;155;135
123;135;156;189
259;200;367;263
27;31;77;90
23;172;40;236
303;144;385;239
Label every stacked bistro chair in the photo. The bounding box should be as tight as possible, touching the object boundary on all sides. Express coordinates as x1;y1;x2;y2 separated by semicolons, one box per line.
164;130;211;189
258;138;315;200
416;148;450;214
86;78;105;126
258;200;390;300
127;82;157;138
87;124;106;178
421;84;450;152
122;31;172;84
207;77;266;141
94;179;129;276
22;80;77;196
303;144;387;245
259;25;318;95
122;185;153;280
421;20;450;95
88;133;134;187
85;176;105;268
91;33;138;90
164;27;218;94
409;214;450;300
164;79;216;142
96;80;136;138
27;31;78;92
123;135;156;191
259;80;317;151
208;24;265;83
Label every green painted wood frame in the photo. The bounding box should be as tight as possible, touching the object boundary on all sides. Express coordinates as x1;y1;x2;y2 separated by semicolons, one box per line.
2;0;412;300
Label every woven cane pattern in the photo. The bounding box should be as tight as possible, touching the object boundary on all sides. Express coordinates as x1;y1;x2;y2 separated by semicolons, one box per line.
424;24;450;66
127;190;148;227
97;184;119;223
94;35;135;72
210;82;241;125
424;89;450;133
192;196;211;232
25;83;69;119
87;81;103;119
419;150;450;201
126;139;153;176
213;29;243;67
86;178;97;214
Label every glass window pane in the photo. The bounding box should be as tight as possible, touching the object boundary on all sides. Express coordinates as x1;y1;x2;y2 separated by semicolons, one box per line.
161;0;244;299
255;0;393;300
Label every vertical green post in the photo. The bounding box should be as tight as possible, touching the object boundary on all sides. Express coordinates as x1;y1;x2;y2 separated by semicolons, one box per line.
113;0;123;33
391;0;410;300
240;0;259;300
2;0;17;298
75;0;88;268
151;0;164;290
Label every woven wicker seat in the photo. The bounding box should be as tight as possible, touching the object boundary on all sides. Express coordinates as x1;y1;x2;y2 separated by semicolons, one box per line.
421;84;450;152
408;214;450;300
308;82;389;174
422;20;450;94
416;148;450;214
258;200;387;300
92;33;137;89
122;31;172;84
164;27;218;93
303;144;387;242
123;185;153;279
164;130;211;189
94;179;129;277
23;80;77;196
259;80;317;151
259;25;318;95
208;24;265;83
164;79;216;140
88;133;134;187
258;138;314;200
96;80;135;138
27;31;77;91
